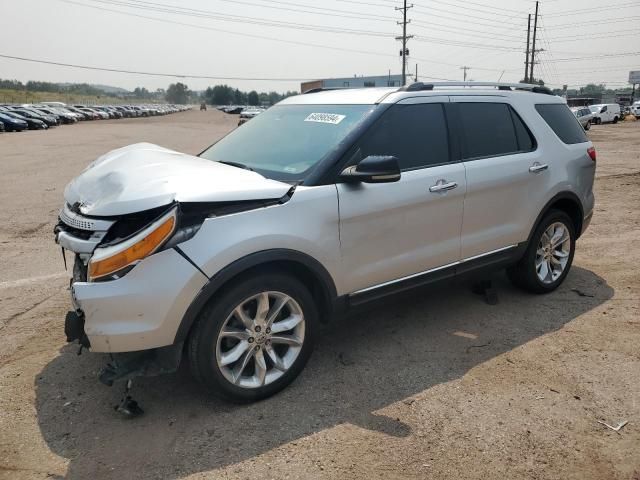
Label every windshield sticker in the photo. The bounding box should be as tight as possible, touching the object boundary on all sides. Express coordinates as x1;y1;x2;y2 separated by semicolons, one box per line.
304;112;346;125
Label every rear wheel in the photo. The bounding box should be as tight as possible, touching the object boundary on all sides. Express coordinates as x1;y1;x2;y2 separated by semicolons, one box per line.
507;210;575;293
584;120;591;131
188;273;317;403
613;116;619;124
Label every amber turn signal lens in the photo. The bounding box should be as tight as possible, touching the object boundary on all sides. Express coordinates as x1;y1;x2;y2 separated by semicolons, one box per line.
89;216;175;280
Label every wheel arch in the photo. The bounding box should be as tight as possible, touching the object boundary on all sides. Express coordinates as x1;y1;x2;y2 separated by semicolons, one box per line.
174;249;338;344
527;192;585;245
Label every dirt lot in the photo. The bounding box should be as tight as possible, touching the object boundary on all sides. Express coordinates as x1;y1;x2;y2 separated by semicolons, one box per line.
1;111;638;480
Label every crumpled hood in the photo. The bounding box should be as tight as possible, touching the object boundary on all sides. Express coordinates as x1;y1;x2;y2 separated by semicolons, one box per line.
64;142;292;216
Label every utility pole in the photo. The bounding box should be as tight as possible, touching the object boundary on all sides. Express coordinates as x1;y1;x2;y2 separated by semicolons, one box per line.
395;0;413;86
524;14;531;83
529;1;539;84
461;66;470;82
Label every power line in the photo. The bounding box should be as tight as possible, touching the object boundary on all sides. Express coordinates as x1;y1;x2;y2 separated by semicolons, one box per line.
59;0;400;57
544;15;640;29
0;53;313;81
546;1;640;17
546;29;640;42
61;0;528;60
412;3;523;27
415;0;526;15
411;9;525;31
239;0;397;20
413;36;523;52
75;0;395;37
545;51;640;62
415;0;527;17
411;20;523;41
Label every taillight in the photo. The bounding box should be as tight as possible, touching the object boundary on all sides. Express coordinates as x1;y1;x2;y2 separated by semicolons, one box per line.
587;146;596;162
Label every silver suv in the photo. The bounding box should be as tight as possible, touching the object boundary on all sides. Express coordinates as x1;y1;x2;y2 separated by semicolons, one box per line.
55;82;596;402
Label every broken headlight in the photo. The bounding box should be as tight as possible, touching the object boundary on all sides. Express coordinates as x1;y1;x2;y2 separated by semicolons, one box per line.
88;207;177;282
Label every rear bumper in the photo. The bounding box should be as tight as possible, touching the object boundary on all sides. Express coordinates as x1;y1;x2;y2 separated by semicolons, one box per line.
70;248;208;353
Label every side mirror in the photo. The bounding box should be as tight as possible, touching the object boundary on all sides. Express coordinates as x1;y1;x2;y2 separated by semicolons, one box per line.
340;155;400;183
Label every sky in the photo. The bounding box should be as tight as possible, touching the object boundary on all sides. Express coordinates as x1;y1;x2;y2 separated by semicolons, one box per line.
0;0;638;93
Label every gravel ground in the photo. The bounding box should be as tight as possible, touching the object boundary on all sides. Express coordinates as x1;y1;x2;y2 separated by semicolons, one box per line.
0;111;638;480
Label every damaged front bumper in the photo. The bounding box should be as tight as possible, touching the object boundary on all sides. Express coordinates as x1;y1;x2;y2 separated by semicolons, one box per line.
68;248;208;353
62;246;207;386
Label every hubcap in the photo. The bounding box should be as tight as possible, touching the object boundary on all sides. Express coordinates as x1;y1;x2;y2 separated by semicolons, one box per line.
535;222;571;284
216;291;305;389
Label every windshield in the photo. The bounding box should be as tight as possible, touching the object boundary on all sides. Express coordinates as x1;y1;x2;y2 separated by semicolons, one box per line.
589;106;600;113
199;104;376;182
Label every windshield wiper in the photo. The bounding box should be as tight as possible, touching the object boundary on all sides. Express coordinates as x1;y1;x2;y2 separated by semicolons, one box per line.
218;160;254;172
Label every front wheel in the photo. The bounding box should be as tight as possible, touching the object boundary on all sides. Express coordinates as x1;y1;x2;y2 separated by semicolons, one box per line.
507;210;576;293
188;273;317;403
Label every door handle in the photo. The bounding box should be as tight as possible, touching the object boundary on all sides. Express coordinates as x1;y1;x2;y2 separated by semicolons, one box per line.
429;180;458;193
529;163;548;173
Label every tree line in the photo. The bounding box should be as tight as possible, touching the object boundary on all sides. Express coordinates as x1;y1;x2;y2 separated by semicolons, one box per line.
0;78;117;97
201;84;298;106
163;83;299;106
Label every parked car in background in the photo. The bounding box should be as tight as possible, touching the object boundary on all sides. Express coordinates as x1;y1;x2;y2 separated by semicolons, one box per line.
223;105;244;114
589;103;621;124
34;106;77;124
65;106;91;120
0;112;28;131
0;102;186;133
78;106;109;120
571;107;593;130
631;101;640;118
15;107;59;126
39;105;83;122
237;108;264;126
1;110;47;130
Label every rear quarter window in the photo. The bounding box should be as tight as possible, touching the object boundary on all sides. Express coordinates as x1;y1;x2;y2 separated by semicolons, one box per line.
535;104;588;144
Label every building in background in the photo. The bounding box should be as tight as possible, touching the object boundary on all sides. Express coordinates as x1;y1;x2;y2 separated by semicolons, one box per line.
301;74;404;93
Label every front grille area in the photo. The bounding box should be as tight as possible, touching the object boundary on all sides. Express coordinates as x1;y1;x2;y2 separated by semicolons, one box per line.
55;222;93;240
60;207;96;230
59;204;114;232
56;204;115;255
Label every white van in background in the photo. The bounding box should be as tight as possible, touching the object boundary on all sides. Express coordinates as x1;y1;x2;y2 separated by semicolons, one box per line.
631;101;640;119
589;103;621;124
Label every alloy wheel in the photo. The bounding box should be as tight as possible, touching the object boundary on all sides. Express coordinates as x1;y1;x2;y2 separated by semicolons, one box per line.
535;222;571;284
216;291;305;389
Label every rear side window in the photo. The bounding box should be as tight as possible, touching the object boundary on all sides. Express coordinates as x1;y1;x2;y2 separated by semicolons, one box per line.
355;103;450;170
458;103;533;159
536;104;588;144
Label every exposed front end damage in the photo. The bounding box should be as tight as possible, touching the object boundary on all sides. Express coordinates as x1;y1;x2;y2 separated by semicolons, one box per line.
54;143;296;392
52;141;299;415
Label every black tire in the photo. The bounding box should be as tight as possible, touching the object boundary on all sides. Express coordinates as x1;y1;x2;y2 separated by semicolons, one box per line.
612;116;619;124
507;210;576;294
584;120;591;131
595;117;601;125
188;272;317;403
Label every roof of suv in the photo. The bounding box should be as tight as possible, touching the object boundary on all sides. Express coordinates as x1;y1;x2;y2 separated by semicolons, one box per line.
280;82;563;106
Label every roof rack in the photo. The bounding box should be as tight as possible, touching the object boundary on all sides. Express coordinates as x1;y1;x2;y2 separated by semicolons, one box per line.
399;81;554;96
302;87;347;95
